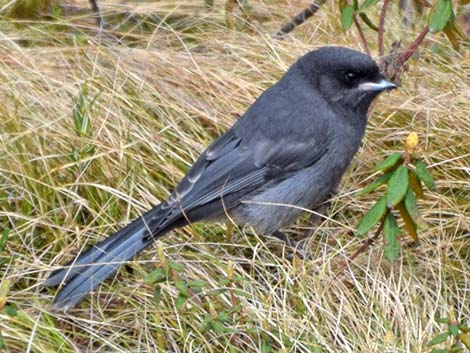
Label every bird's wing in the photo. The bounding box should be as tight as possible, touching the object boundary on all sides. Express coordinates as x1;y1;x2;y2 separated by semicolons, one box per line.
147;121;330;237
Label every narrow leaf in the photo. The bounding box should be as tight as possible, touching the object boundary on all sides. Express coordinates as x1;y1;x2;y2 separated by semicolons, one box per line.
5;304;17;317
356;196;388;236
409;170;425;199
357;172;392;196
397;202;418;242
448;324;459;336
359;12;379;31
459;333;470;349
431;349;450;353
153;285;162;305
404;187;419;224
175;294;187;310
383;213;401;262
175;281;190;298
415;160;435;190
428;332;450;346
0;333;4;349
428;0;452;33
436;317;450;324
341;5;355;31
169;262;184;272
188;280;208;288
387;165;409;207
359;0;380;11
450;344;464;353
443;20;460;50
375;152;403;171
144;268;167;284
0;229;9;253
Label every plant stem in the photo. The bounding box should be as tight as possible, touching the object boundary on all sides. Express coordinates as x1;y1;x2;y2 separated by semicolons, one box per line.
398;26;430;66
378;0;390;57
275;0;327;38
89;0;105;28
335;209;390;275
354;17;371;56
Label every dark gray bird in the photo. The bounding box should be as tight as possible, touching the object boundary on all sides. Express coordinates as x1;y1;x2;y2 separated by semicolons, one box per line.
44;46;397;309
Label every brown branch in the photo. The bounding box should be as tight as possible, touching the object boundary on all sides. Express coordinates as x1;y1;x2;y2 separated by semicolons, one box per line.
89;0;105;28
354;16;371;56
274;0;327;39
398;26;430;65
335;209;390;276
378;0;390;57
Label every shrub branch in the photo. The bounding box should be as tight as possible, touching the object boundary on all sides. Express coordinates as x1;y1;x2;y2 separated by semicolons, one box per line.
275;0;327;38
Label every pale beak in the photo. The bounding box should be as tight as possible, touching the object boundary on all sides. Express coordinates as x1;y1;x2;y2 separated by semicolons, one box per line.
359;78;397;92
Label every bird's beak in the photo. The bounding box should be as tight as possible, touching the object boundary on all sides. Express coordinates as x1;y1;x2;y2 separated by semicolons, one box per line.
359;78;398;92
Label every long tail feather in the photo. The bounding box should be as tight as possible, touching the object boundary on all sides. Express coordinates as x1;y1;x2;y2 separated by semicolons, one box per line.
44;206;174;310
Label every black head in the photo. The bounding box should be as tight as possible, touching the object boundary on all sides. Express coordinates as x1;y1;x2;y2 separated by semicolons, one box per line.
296;47;396;115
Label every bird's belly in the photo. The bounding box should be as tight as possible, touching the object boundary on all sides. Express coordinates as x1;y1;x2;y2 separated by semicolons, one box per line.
231;160;344;234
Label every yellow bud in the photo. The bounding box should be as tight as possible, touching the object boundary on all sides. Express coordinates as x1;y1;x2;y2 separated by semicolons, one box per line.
227;261;233;282
157;243;166;267
384;330;394;345
406;132;419;153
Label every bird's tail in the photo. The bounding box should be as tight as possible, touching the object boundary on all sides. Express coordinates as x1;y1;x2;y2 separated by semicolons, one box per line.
43;205;176;310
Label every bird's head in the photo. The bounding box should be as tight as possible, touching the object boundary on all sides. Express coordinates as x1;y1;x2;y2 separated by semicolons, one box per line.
297;47;397;115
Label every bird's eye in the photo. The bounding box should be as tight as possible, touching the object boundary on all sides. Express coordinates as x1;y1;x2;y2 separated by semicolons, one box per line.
343;72;357;84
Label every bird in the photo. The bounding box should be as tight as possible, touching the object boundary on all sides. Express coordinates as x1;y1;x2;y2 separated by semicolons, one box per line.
44;46;397;309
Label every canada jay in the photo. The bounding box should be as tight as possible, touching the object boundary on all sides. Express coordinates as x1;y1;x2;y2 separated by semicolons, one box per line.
44;46;397;309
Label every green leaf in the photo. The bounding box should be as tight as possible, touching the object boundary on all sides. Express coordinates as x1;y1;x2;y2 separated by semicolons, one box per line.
409;170;425;199
359;12;379;31
169;262;184;272
175;294;187;310
175;281;190;298
428;332;450;346
387;165;409;207
216;312;231;323
375;152;403;172
4;304;17;317
359;0;380;10
383;213;401;262
460;333;470;349
153;285;162;305
431;349;450;353
397;202;418;242
0;332;4;349
357;172;392;196
341;5;355;31
429;0;452;33
144;268;167;284
356;196;388;236
403;187;419;224
204;0;214;9
188;280;208;288
450;344;464;352
448;324;460;336
0;229;9;253
415;160;435;190
436;317;450;324
261;341;273;353
212;320;225;333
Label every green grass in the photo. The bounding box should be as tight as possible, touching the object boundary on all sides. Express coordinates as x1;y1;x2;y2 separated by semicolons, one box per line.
0;0;469;352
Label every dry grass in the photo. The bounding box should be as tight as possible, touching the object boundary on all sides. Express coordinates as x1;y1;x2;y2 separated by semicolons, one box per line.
0;0;469;352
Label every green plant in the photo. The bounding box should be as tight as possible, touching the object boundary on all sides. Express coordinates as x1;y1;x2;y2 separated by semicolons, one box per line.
354;132;435;262
70;84;98;164
428;312;470;352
